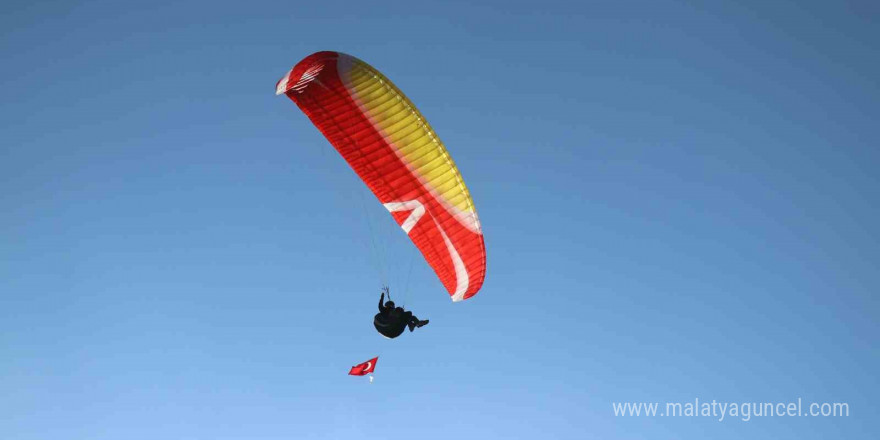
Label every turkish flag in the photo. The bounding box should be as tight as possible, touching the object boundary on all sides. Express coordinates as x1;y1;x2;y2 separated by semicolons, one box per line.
349;357;378;376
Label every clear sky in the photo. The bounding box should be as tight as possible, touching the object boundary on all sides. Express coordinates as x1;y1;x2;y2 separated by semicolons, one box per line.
1;1;878;439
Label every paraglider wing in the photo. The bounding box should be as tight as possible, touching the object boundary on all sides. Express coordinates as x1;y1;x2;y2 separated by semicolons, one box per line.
277;51;486;301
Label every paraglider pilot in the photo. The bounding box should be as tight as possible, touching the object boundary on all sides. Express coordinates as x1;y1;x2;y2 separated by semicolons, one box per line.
374;287;428;339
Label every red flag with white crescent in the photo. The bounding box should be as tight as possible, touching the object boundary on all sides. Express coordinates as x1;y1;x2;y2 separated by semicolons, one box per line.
348;357;378;376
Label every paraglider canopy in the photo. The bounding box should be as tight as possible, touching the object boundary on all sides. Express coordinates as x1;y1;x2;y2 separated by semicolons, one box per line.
277;51;486;301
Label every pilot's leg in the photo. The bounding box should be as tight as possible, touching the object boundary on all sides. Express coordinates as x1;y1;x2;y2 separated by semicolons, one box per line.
412;315;428;329
405;312;419;331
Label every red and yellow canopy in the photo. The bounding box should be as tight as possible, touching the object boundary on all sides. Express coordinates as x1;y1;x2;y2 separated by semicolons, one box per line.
277;51;486;301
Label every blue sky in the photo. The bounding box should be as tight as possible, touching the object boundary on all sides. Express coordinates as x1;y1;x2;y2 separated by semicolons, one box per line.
1;0;878;438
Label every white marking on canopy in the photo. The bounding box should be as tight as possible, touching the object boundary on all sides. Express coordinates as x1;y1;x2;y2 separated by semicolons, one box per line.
383;199;469;301
383;200;425;234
